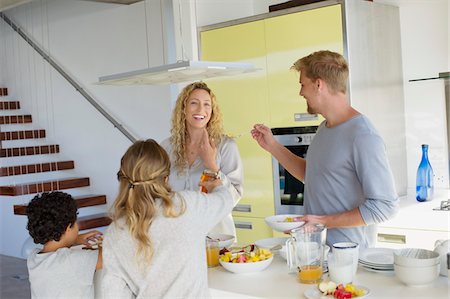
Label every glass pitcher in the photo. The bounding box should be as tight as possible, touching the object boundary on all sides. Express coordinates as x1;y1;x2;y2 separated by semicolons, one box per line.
286;223;326;284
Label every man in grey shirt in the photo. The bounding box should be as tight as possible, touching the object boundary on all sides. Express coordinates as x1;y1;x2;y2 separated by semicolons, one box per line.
251;50;398;248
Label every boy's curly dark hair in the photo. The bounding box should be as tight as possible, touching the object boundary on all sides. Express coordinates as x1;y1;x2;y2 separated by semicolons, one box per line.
26;191;78;245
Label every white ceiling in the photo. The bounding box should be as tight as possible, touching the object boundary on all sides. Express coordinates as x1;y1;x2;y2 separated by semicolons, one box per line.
0;0;143;13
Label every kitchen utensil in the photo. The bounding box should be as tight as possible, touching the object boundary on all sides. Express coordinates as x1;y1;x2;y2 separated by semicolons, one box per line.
359;247;395;271
219;255;273;274
254;237;289;251
206;233;235;249
394;262;440;286
332;242;359;276
286;223;326;284
328;251;353;284
303;284;370;299
206;238;220;268
264;214;304;232
394;248;440;267
434;239;450;276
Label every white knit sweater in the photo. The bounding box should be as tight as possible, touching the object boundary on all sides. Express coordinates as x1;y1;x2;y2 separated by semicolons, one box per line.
101;185;233;299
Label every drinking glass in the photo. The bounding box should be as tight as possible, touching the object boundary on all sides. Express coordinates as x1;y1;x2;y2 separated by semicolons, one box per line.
332;242;359;276
328;251;354;284
206;239;220;268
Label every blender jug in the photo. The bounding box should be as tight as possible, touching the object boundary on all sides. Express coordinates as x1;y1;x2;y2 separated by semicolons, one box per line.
286;223;326;284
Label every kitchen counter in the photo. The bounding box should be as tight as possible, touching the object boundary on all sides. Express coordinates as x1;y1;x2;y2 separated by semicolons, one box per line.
208;255;450;298
379;189;450;231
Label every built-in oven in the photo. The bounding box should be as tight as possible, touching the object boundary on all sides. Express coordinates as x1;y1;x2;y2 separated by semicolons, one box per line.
271;126;318;215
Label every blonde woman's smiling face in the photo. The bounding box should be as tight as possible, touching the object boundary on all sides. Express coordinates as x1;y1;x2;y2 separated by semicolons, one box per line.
184;89;212;129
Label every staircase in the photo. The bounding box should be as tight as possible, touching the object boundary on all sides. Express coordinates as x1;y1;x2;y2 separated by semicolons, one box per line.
0;87;111;230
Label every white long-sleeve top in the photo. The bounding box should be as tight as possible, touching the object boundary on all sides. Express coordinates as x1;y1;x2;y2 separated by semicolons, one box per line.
101;185;233;299
161;136;243;239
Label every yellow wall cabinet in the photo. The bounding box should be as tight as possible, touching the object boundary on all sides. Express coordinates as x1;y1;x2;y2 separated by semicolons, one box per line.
200;0;405;244
201;4;344;245
265;5;343;128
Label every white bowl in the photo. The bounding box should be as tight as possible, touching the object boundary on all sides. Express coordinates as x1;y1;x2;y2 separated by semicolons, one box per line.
394;248;440;267
255;237;289;250
207;233;235;248
219;256;274;274
264;214;304;232
394;263;440;286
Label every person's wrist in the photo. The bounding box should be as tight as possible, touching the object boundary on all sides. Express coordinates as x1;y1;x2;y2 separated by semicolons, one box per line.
203;168;220;179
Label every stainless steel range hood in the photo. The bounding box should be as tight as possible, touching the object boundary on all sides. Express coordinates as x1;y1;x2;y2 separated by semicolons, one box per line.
0;0;32;12
97;60;259;85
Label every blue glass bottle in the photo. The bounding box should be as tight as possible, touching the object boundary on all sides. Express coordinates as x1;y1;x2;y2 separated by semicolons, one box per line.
416;144;434;202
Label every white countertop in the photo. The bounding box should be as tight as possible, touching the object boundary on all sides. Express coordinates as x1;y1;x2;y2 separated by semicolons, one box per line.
379;189;450;231
208;255;450;298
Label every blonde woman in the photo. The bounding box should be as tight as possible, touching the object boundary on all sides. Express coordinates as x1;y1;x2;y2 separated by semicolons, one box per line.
161;81;243;239
102;139;234;298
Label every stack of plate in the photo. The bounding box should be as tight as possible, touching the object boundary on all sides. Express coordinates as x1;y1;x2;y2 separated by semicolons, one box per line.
359;248;395;273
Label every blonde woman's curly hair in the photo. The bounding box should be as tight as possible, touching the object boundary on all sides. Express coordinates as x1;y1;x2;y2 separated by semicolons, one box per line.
291;50;349;94
112;139;185;265
170;81;224;174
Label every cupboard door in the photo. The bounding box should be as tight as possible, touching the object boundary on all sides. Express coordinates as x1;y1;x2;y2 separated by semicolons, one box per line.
264;4;344;128
234;216;274;245
376;226;450;250
200;21;275;218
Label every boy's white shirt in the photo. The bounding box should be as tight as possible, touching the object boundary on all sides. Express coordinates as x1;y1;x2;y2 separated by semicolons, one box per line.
27;246;98;299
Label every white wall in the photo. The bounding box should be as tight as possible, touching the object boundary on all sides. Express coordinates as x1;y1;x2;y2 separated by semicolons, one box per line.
375;0;450;191
0;0;173;257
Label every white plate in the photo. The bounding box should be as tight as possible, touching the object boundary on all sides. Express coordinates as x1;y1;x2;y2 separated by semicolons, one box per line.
361;266;395;274
304;285;370;299
264;214;304;232
358;260;393;269
359;248;394;266
254;237;289;251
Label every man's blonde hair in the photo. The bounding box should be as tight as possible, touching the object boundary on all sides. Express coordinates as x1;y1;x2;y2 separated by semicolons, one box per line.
291;50;349;94
170;82;224;174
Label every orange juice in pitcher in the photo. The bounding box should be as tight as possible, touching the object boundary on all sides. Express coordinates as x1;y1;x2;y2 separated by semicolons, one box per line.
298;265;323;284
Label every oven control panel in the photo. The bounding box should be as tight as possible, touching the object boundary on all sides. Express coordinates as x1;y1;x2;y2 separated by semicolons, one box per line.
274;133;316;146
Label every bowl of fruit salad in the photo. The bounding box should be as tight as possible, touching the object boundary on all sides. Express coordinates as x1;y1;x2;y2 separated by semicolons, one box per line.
219;248;274;274
264;214;304;232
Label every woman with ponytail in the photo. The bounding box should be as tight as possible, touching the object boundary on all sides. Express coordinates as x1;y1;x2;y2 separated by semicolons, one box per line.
101;139;233;298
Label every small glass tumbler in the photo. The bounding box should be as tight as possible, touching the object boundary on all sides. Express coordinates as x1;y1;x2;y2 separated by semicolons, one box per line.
328;251;354;285
206;239;220;268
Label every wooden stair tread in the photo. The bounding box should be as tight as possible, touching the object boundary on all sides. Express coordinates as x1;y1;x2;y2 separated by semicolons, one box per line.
0;88;7;96
0;177;90;196
0;129;46;141
0;160;75;177
77;213;111;231
13;194;107;215
0;101;20;110
0;115;32;124
0;144;59;157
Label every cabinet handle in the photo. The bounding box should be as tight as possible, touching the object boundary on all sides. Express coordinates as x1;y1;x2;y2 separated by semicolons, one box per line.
234;221;253;230
233;204;252;213
377;233;406;244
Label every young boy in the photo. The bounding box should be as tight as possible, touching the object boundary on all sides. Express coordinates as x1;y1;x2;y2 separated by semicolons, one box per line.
26;191;103;299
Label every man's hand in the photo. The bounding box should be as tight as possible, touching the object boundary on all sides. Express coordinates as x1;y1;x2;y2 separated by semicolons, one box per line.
251;124;278;152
